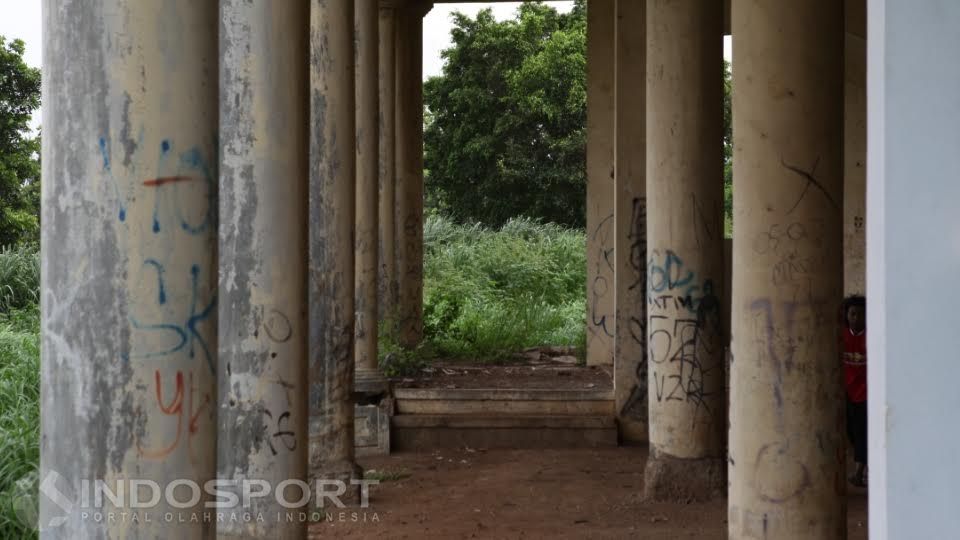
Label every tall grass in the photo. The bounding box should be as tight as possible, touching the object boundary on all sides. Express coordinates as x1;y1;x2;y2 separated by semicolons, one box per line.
0;246;40;538
0;246;39;313
419;215;586;362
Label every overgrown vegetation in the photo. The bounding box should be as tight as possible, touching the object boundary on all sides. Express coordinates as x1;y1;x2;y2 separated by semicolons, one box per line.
380;216;587;374
0;247;40;539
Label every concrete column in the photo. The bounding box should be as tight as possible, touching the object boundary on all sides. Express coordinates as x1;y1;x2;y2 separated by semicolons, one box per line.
613;0;648;444
378;4;398;322
394;3;429;349
355;0;384;387
586;0;616;367
728;1;844;538
868;2;960;537
644;0;725;501
844;0;866;297
219;1;309;537
41;1;217;537
309;0;362;494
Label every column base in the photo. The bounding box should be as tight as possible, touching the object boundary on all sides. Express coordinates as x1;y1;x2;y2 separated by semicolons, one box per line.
643;451;725;502
310;460;364;506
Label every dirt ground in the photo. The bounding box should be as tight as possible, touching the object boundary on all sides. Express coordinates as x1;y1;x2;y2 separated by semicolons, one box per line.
393;348;613;391
309;447;868;539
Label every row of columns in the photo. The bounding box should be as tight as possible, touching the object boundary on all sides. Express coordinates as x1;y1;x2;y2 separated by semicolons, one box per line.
594;0;863;537
40;0;429;537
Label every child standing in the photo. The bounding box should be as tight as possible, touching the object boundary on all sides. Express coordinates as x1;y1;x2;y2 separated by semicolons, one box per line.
841;295;867;487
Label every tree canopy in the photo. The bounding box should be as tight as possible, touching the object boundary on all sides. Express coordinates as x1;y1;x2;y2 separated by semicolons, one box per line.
424;1;588;228
0;37;41;246
424;2;733;232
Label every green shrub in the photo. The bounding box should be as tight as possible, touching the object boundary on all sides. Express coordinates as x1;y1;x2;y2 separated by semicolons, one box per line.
416;215;586;363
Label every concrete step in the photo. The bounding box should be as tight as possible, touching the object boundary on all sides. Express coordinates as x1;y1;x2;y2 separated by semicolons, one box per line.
393;387;614;416
391;414;618;451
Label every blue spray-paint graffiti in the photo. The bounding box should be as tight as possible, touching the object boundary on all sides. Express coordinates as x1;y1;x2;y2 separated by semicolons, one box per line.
148;139;217;234
143;259;167;305
129;261;217;373
98;137;127;222
648;249;714;315
176;145;217;235
97;135;217;234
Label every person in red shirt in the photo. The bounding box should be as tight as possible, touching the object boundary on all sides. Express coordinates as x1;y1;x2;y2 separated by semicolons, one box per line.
841;295;867;487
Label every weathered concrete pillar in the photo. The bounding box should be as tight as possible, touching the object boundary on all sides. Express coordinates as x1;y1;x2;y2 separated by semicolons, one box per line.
41;1;218;537
728;0;844;538
354;0;384;387
644;0;725;501
219;1;309;536
613;0;648;444
844;0;866;297
309;0;362;494
378;4;398;322
394;2;429;349
586;0;616;366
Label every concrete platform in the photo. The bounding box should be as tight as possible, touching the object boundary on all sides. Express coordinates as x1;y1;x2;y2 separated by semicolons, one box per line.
393;388;615;416
391;414;618;451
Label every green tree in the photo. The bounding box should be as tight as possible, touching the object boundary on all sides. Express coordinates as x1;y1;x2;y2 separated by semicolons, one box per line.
0;37;41;247
424;2;587;228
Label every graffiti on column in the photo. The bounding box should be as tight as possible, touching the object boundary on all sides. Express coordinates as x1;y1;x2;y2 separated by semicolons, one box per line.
589;213;615;340
98;134;218;461
746;217;841;502
647;247;722;428
129;262;217;374
781;156;839;214
136;370;211;461
619;197;647;419
262;408;297;456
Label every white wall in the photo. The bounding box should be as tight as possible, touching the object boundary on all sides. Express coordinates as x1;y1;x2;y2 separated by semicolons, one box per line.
868;1;960;538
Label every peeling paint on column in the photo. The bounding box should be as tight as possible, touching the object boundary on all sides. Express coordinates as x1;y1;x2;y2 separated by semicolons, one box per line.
309;0;363;491
729;0;845;538
41;0;218;537
218;1;309;537
644;0;726;502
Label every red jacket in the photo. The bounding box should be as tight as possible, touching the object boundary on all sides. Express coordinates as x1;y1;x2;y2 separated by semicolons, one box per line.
842;328;867;402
